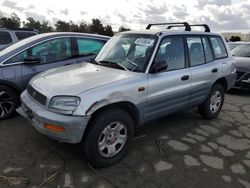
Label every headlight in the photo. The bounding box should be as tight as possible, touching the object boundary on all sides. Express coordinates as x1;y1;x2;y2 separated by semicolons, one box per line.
49;96;81;114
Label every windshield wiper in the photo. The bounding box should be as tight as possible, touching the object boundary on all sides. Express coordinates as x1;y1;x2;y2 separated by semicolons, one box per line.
99;61;128;71
124;57;138;71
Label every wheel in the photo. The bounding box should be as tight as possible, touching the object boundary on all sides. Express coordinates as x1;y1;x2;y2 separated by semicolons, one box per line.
198;84;224;119
0;85;19;120
82;108;135;168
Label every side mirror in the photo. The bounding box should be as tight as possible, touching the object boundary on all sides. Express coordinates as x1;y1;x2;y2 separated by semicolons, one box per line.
152;60;168;73
23;56;41;65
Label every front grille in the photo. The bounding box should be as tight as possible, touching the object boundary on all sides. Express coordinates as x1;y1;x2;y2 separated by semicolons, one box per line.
27;85;47;106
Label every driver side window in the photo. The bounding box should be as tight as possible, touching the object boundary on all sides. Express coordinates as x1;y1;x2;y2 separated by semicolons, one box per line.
154;36;185;71
31;38;72;64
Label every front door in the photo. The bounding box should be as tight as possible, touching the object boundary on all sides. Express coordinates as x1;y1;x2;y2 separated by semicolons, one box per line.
21;37;77;87
145;36;191;121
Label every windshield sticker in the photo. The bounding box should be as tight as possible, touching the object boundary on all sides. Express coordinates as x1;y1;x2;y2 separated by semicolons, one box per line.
135;38;154;46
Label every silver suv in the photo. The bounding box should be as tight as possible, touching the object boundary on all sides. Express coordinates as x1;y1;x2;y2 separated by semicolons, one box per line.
0;28;38;50
17;22;236;168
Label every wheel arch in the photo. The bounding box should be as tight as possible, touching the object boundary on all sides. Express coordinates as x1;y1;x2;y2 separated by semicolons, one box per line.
0;80;22;95
213;77;228;91
83;101;140;139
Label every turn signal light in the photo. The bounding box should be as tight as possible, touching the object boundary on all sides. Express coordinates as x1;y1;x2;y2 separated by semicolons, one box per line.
43;123;65;132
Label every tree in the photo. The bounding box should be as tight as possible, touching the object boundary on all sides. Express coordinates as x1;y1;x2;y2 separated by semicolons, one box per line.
69;21;79;32
0;13;20;28
78;22;90;33
40;21;54;33
89;18;105;34
104;25;113;36
118;26;130;32
55;20;70;32
230;36;241;42
23;18;53;33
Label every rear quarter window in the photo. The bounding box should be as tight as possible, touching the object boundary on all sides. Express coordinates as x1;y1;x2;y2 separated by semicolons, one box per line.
210;36;228;59
0;31;12;45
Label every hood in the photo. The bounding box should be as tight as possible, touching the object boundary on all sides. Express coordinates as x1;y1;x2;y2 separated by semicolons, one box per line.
234;57;250;72
30;63;137;97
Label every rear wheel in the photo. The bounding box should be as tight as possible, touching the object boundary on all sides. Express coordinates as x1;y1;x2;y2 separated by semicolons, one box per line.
198;84;224;119
82;108;135;168
0;85;19;120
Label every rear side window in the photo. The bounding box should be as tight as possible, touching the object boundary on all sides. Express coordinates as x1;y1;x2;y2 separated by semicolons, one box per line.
0;31;12;45
77;38;105;56
210;36;227;59
15;32;36;40
187;37;205;66
202;37;213;62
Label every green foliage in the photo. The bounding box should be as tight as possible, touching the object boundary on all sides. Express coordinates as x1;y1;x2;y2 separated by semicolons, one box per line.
0;13;21;28
230;36;241;42
23;17;53;33
118;26;131;32
0;13;129;36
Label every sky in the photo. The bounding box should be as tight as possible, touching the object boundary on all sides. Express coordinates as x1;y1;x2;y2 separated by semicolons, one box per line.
0;0;250;32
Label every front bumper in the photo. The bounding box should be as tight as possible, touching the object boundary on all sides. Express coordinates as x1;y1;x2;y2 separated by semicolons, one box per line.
17;90;91;144
235;72;250;88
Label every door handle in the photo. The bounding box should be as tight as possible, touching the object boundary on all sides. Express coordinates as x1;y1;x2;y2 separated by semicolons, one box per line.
181;75;189;81
212;68;218;73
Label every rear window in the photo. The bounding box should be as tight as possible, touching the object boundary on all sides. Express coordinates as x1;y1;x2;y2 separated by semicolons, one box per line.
15;32;37;40
210;36;228;59
0;31;12;45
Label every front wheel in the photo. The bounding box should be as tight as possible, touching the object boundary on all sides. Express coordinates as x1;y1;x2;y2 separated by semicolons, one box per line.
198;84;224;119
82;108;135;168
0;85;19;120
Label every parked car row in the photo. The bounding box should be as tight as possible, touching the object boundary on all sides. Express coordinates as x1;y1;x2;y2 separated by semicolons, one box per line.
14;22;236;167
0;32;110;119
228;41;250;89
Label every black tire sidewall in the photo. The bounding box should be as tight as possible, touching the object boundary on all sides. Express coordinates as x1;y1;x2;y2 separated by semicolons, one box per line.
199;84;224;119
83;108;135;168
0;85;19;120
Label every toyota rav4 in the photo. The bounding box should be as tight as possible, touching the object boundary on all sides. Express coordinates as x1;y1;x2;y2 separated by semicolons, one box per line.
17;22;236;168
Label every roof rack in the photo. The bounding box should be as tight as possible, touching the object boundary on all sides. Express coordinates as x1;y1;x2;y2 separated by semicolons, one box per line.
0;27;39;33
146;22;211;32
190;24;210;32
146;22;191;31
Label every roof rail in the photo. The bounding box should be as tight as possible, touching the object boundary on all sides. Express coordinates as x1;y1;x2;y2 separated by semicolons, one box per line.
190;24;210;32
0;27;39;33
146;22;191;31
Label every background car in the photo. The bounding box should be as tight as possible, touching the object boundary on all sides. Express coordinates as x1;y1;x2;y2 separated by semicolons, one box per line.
0;28;39;51
227;41;244;51
0;32;110;120
231;42;250;89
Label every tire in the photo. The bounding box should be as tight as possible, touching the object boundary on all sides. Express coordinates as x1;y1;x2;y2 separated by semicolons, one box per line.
82;108;135;168
198;84;224;119
0;85;19;120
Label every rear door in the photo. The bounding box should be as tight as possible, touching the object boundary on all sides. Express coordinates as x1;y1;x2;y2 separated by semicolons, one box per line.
145;36;191;121
21;37;77;87
187;35;227;107
74;37;106;62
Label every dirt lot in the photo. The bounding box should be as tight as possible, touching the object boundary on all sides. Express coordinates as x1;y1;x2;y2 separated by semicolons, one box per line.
0;89;250;188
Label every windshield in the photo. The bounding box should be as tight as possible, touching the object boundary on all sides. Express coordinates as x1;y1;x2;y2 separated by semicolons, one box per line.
232;44;250;57
95;34;157;72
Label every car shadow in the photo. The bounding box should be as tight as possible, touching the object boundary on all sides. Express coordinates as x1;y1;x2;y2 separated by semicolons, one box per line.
227;88;250;96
